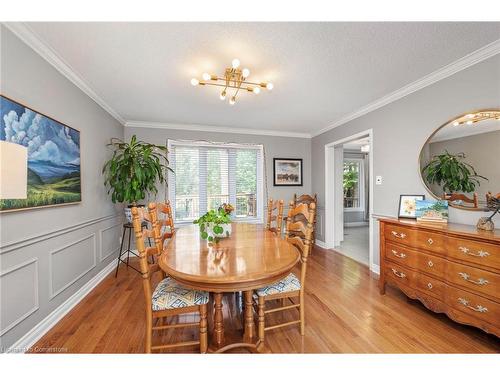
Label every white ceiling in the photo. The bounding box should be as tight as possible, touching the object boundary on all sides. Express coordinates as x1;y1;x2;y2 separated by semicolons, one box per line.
344;137;370;151
19;22;500;136
431;118;500;142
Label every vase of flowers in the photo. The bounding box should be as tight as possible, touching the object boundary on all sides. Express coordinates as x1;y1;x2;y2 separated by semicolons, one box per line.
194;203;234;243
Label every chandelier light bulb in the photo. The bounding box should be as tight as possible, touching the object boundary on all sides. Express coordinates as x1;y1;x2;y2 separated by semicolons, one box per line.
229;96;236;105
202;72;211;81
232;58;240;69
242;68;250;78
190;78;199;86
220;91;226;100
466;120;473;125
452;121;459;126
254;87;261;94
266;82;274;90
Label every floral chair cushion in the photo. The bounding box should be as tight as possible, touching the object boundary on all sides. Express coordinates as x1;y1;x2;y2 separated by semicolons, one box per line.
255;273;301;297
152;277;209;311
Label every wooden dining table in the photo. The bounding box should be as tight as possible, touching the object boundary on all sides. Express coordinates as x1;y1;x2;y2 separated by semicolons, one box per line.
158;222;300;353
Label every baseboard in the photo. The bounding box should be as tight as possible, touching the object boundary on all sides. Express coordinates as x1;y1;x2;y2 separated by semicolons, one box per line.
7;260;116;353
344;222;369;227
314;240;328;249
370;264;380;275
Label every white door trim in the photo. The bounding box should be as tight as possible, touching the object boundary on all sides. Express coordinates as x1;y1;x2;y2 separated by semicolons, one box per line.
324;129;375;273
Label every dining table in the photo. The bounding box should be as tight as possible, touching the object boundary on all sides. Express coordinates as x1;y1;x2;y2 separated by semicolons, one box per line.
158;222;300;353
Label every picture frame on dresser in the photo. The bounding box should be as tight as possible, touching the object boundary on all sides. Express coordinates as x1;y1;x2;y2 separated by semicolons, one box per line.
398;194;425;219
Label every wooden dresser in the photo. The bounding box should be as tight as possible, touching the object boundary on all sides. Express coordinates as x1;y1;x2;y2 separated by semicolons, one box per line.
378;217;500;337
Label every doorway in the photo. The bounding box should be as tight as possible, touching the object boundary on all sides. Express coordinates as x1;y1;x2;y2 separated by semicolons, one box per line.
324;129;375;272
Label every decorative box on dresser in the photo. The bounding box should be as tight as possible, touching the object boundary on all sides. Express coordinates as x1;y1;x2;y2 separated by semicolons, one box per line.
378;217;500;337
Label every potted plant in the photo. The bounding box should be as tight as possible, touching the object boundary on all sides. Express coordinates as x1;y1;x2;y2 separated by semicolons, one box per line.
422;150;487;194
102;135;172;222
194;203;234;244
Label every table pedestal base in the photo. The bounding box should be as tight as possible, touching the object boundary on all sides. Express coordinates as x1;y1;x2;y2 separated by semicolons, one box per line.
209;291;268;353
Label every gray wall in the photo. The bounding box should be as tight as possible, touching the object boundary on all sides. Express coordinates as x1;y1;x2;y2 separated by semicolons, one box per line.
427;130;500;202
312;54;500;267
0;27;124;349
124;127;312;221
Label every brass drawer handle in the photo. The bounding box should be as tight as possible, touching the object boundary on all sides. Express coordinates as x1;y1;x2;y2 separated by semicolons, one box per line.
427;260;434;267
427;282;433;289
457;297;488;313
459;246;490;258
391;268;406;278
427;238;433;245
391;231;407;239
391;250;407;258
458;272;489;286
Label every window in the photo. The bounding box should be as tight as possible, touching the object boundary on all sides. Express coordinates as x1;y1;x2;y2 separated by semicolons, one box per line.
168;140;263;223
343;159;364;211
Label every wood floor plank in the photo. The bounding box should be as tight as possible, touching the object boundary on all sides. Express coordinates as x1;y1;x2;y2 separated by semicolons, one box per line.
30;247;500;353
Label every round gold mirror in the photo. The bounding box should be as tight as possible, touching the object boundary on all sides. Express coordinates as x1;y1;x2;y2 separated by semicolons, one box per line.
419;109;500;211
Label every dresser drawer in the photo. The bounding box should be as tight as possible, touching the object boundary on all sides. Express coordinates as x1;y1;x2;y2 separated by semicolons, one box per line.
445;286;500;327
447;237;500;270
416;252;446;279
384;261;415;288
416;230;446;255
416;273;445;300
384;243;418;268
384;224;416;247
446;261;500;301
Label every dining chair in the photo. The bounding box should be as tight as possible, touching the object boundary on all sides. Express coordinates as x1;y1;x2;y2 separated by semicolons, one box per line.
254;201;316;342
442;192;478;208
266;198;284;234
131;203;209;353
289;193;317;247
152;201;175;268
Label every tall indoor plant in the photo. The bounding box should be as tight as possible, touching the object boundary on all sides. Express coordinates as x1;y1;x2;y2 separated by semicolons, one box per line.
422;150;487;194
102;135;172;221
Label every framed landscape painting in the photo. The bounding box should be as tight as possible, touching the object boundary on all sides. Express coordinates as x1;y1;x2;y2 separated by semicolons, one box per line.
0;95;81;212
273;158;303;186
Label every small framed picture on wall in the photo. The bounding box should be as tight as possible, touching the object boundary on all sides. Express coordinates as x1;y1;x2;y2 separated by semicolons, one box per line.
398;194;425;219
273;158;303;186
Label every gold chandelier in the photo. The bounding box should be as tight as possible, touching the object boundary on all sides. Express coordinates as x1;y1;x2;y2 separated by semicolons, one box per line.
451;111;500;126
190;59;273;105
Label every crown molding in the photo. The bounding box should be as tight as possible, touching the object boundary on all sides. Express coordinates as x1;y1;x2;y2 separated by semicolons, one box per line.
3;22;126;125
125;121;312;138
311;38;500;137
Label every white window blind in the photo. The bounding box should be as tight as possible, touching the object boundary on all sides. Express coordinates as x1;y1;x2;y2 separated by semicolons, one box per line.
168;140;264;223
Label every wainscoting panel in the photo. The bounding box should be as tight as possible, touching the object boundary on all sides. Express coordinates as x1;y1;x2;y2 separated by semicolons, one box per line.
0;258;39;336
1;213;122;351
99;223;122;262
49;234;97;300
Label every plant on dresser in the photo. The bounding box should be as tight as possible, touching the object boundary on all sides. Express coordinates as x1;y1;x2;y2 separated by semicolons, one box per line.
378;217;500;337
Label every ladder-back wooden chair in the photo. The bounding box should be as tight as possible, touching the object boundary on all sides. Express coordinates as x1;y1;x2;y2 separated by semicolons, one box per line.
290;193;317;246
442;192;478;208
266;198;284;234
131;203;209;353
254;201;316;342
152;201;175;267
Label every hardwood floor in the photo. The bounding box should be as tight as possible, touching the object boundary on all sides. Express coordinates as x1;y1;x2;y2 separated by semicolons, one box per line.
31;247;499;353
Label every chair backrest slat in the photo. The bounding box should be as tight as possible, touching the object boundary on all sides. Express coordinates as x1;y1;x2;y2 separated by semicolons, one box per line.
285;201;316;290
152;201;175;253
266;198;284;233
131;204;161;313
